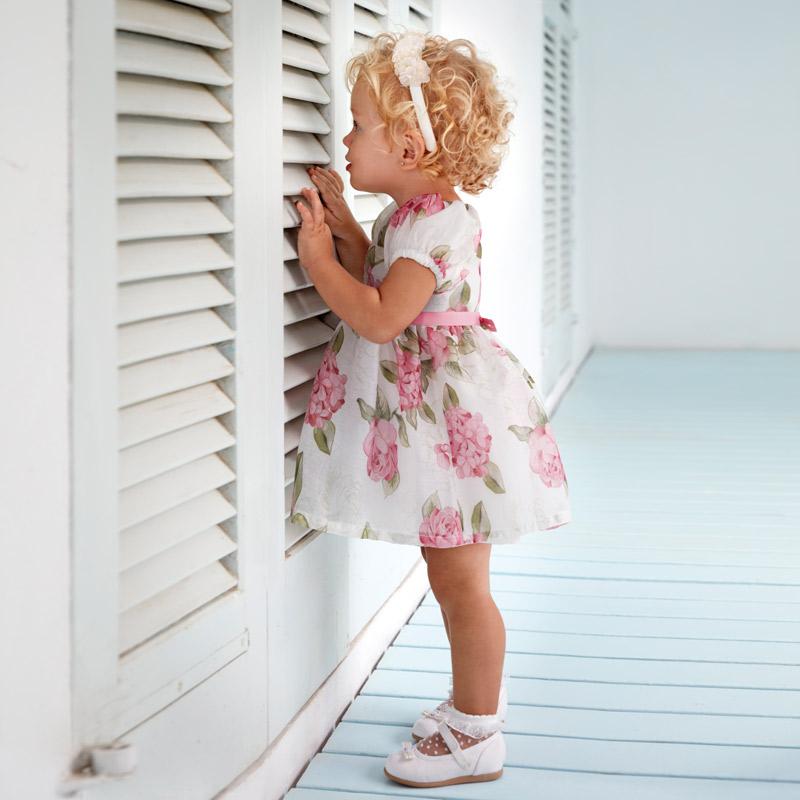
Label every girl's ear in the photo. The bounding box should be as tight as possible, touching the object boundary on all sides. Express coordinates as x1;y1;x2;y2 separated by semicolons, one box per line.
401;129;425;167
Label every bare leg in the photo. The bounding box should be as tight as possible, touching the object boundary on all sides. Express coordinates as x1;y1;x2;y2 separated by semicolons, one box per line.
414;543;506;755
421;546;451;644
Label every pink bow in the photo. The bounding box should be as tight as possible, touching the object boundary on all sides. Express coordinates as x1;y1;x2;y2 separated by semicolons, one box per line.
479;316;497;331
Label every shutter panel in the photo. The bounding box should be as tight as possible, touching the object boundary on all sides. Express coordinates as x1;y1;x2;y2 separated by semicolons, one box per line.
115;0;238;655
282;0;337;552
541;1;576;392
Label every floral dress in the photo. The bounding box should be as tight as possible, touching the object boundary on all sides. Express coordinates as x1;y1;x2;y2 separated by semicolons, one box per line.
289;191;572;548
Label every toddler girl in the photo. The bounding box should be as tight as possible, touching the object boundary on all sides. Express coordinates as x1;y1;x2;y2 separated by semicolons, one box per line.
291;28;572;788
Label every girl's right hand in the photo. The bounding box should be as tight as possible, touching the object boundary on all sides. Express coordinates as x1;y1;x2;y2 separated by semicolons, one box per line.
306;165;362;241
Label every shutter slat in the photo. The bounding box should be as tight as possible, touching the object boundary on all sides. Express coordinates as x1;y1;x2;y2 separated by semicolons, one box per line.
282;32;329;75
118;116;232;160
119;561;237;653
353;192;386;222
120;417;235;488
355;0;388;14
282;97;330;135
353;33;373;54
408;0;432;17
117;73;232;122
117;0;232;49
120;489;236;570
282;131;330;165
283;259;311;294
284;343;327;392
116;30;232;86
117;157;233;199
119;272;234;325
174;0;232;11
284;285;329;325
282;2;330;44
118;197;233;241
118;309;234;366
119;453;235;530
119;526;237;612
282;65;330;105
288;0;331;14
284;379;315;425
119;382;234;449
408;9;430;31
119;346;234;408
354;6;382;37
283;316;335;358
118;234;233;282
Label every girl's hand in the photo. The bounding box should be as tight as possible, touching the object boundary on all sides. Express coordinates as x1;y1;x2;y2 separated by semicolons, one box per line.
306;165;361;240
296;186;335;270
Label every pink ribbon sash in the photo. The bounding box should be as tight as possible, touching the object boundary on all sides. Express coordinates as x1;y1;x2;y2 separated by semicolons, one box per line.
411;310;497;331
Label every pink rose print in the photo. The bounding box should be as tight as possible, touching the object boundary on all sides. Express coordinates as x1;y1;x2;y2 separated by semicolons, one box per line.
419;505;465;547
304;344;347;428
529;422;566;487
441;405;492;479
363;417;399;482
389;192;447;228
434;442;451;469
419;327;451;369
394;342;423;411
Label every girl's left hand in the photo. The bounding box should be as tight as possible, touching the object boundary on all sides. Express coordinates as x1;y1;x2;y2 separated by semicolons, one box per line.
296;186;335;272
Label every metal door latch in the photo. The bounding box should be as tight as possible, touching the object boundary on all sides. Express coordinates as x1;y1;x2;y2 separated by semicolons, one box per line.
57;741;137;796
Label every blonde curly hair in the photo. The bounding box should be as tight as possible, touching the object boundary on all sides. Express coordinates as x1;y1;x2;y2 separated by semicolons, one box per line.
344;29;516;195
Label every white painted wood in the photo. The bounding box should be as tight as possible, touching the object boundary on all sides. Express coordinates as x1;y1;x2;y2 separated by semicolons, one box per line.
116;0;233;48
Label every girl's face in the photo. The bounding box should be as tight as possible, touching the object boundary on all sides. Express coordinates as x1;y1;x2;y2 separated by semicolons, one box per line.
342;78;418;195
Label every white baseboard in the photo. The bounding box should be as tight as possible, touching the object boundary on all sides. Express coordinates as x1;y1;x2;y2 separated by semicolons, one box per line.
217;557;430;800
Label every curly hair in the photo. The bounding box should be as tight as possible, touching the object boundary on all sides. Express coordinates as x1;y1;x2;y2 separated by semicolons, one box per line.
344;29;516;195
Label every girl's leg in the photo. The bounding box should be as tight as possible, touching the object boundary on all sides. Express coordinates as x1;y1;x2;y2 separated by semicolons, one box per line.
414;543;506;755
421;546;451;644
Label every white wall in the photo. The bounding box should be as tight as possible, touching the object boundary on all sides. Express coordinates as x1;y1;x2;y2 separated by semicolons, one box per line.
0;3;73;797
575;0;800;349
440;0;593;384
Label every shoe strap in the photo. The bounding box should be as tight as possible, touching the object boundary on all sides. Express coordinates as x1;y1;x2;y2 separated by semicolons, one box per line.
436;720;471;770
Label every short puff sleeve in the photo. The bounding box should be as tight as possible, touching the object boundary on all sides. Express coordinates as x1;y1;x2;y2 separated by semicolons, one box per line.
385;196;467;287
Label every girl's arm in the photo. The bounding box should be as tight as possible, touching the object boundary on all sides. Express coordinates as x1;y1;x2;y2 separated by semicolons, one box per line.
296;185;435;344
334;221;371;281
308;256;435;344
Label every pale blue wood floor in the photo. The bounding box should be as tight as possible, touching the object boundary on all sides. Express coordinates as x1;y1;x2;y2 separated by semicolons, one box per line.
285;348;800;798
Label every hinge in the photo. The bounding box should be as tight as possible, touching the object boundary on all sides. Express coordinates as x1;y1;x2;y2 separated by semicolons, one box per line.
57;741;137;796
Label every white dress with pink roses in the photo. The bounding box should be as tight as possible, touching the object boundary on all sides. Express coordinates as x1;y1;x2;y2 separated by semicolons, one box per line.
289;191;572;549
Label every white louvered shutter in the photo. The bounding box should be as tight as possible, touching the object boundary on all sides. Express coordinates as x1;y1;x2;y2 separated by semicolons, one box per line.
541;0;577;393
282;0;340;552
110;0;249;728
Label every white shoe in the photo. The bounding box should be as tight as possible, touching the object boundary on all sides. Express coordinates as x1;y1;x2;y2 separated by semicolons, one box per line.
385;705;506;788
410;673;509;742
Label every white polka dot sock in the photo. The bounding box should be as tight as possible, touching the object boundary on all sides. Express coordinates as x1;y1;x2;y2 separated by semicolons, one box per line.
414;723;490;756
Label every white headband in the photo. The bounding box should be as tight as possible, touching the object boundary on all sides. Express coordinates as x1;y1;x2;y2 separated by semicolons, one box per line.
391;31;438;154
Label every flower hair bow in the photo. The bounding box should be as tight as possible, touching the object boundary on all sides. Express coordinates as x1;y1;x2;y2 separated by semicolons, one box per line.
392;31;438;153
